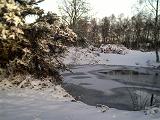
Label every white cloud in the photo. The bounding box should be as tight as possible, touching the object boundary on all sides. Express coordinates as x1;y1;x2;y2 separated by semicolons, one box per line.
89;0;136;18
38;0;59;14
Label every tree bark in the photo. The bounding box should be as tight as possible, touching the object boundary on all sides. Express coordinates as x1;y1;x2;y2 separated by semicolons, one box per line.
154;0;159;62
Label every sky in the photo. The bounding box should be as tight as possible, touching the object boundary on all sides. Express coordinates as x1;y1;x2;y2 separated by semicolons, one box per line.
26;0;138;23
88;0;137;18
38;0;138;17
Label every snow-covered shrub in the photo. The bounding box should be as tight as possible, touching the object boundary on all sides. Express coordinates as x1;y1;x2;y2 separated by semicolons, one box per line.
64;47;100;65
0;0;76;82
144;106;160;118
99;44;128;55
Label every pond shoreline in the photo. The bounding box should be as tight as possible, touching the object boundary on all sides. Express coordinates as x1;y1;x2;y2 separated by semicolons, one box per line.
62;64;160;111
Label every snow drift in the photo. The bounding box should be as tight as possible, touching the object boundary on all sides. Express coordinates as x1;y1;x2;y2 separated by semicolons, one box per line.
64;45;159;67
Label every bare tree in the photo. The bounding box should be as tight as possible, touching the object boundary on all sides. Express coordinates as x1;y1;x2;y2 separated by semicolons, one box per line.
59;0;90;31
89;18;101;46
100;17;110;44
139;0;160;62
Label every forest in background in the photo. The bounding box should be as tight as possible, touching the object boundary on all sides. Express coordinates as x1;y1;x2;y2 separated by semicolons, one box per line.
59;0;160;62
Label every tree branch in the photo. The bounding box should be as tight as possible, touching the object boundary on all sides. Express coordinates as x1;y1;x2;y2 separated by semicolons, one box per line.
147;0;156;10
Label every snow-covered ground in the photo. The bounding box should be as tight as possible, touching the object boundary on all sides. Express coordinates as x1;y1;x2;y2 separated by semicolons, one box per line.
1;45;160;120
1;88;160;120
64;46;160;67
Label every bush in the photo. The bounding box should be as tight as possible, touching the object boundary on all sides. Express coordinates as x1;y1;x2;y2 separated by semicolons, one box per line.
0;0;76;82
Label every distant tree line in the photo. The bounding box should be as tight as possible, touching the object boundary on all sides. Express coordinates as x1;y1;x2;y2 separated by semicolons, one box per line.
65;13;160;51
99;13;160;51
59;0;160;50
59;0;160;62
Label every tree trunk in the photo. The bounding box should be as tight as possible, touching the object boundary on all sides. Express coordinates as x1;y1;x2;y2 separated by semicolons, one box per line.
150;94;154;106
154;0;159;62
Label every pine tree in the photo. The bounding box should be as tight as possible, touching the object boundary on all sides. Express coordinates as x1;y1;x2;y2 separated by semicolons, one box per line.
0;0;76;82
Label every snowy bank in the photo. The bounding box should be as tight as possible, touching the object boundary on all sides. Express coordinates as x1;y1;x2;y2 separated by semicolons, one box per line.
64;46;160;67
1;88;160;120
0;75;73;100
0;69;159;120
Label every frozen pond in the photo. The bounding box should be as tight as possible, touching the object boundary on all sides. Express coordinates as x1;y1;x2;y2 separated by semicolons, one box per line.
62;65;160;111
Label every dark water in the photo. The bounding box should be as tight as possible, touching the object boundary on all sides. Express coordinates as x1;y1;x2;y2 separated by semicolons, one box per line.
62;65;160;111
